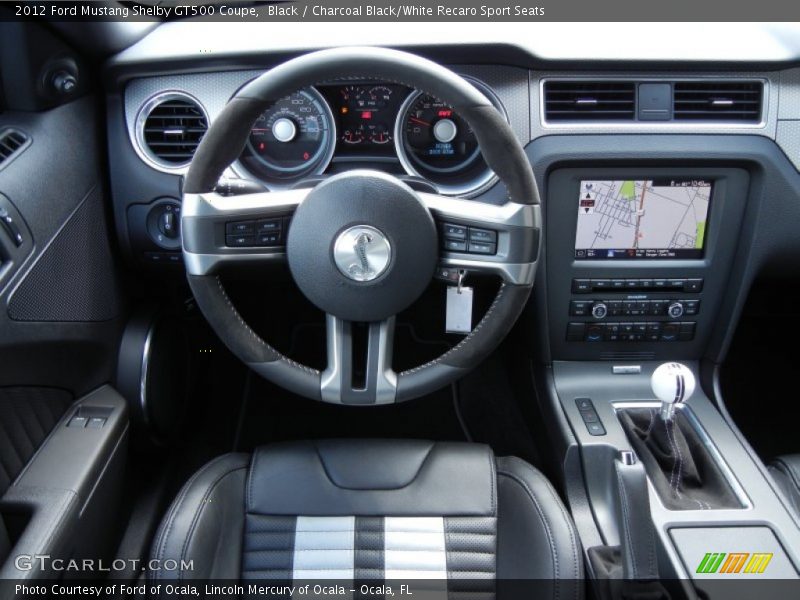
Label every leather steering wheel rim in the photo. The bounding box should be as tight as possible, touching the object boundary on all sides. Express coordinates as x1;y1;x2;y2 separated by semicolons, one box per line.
182;47;541;404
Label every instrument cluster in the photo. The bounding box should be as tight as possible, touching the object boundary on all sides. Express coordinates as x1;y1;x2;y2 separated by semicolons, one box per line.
235;78;506;196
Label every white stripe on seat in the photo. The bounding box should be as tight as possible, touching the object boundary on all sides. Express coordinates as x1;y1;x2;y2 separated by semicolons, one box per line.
384;517;447;579
292;516;355;580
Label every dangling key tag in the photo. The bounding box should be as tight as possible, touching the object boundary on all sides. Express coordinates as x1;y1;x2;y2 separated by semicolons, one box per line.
446;270;473;334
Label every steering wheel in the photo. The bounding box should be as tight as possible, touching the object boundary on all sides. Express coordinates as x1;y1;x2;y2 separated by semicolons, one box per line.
181;47;541;405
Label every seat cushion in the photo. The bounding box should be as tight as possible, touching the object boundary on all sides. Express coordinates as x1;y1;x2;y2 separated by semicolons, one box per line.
769;454;800;516
150;440;583;597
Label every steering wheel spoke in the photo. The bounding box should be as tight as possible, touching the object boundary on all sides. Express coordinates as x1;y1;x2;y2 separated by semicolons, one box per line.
181;188;311;275
418;192;541;285
321;314;397;405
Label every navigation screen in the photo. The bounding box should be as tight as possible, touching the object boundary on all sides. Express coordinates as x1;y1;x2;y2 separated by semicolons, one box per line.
574;179;712;260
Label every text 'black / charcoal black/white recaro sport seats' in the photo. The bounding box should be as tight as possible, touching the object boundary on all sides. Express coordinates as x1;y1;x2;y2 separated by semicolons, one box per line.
149;440;583;598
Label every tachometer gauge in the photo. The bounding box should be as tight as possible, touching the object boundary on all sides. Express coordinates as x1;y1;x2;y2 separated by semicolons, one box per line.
240;88;335;183
394;79;507;196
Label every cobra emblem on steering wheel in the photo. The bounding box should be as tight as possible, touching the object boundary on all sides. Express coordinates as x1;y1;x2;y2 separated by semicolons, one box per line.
333;225;392;282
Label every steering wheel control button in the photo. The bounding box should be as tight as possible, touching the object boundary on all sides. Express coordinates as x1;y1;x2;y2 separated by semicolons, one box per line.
224;218;285;247
444;239;468;252
442;223;467;240
333;225;392;282
226;221;255;235
441;222;497;255
287;171;437;322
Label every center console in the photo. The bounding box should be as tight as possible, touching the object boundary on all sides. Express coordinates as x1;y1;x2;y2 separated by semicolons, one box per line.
546;167;749;362
540;160;800;597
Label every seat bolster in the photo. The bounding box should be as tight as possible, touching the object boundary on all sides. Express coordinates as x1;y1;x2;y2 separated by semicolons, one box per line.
149;453;250;585
496;456;583;587
769;454;800;516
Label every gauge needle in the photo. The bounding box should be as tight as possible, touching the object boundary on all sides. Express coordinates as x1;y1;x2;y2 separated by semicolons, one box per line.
409;117;431;126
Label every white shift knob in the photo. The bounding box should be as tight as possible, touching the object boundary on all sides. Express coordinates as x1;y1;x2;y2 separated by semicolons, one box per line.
651;362;695;421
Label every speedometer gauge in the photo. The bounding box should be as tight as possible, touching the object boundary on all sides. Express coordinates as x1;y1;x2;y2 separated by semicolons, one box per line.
394;78;507;197
239;88;335;184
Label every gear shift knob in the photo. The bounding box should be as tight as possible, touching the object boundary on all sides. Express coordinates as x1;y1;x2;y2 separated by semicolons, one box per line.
651;362;695;421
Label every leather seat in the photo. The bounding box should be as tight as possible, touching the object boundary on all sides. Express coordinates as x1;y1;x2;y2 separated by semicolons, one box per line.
149;439;583;597
769;454;800;515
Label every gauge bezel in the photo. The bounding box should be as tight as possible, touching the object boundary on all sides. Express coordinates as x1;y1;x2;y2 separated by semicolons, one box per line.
394;77;508;197
232;86;336;190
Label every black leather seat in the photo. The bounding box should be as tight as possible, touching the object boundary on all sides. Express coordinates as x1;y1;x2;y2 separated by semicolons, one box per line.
150;439;583;597
769;454;800;516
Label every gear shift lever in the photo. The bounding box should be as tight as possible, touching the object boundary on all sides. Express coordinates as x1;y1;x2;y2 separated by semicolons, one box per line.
651;362;695;421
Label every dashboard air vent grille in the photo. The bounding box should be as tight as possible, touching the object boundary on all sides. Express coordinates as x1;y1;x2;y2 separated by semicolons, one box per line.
0;129;29;168
140;95;207;167
673;81;762;122
544;81;635;122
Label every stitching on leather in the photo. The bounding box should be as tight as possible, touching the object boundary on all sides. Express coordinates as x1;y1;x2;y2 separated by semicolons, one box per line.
153;454;237;584
179;465;248;581
214;276;320;375
615;465;638;579
400;284;508;376
497;465;559;594
500;457;582;599
247;449;259;510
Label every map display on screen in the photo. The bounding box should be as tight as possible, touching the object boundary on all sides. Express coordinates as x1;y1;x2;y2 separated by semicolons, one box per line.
575;179;712;260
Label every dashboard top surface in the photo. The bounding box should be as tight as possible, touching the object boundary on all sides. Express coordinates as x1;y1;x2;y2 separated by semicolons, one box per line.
109;22;800;72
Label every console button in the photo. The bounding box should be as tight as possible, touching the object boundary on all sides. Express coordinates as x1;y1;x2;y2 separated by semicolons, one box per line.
468;228;497;243
652;279;668;289
575;398;593;411
572;279;592;293
443;239;467;252
646;322;662;341
591;302;608;319
570;300;591;316
87;417;106;429
650;300;669;316
661;323;680;341
625;279;641;289
586;422;607;436
639;279;654;289
585;324;605;342
592;279;611;290
442;223;467;240
684;278;704;293
611;279;626;289
684;299;700;315
668;278;687;289
667;302;685;319
608;300;623;316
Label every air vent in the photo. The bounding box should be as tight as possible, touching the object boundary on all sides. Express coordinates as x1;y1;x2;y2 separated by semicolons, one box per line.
673;81;763;122
544;81;635;122
137;93;208;168
0;129;29;168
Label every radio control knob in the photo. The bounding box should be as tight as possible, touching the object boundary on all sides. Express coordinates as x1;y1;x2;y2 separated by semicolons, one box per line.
591;302;608;320
667;302;685;319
